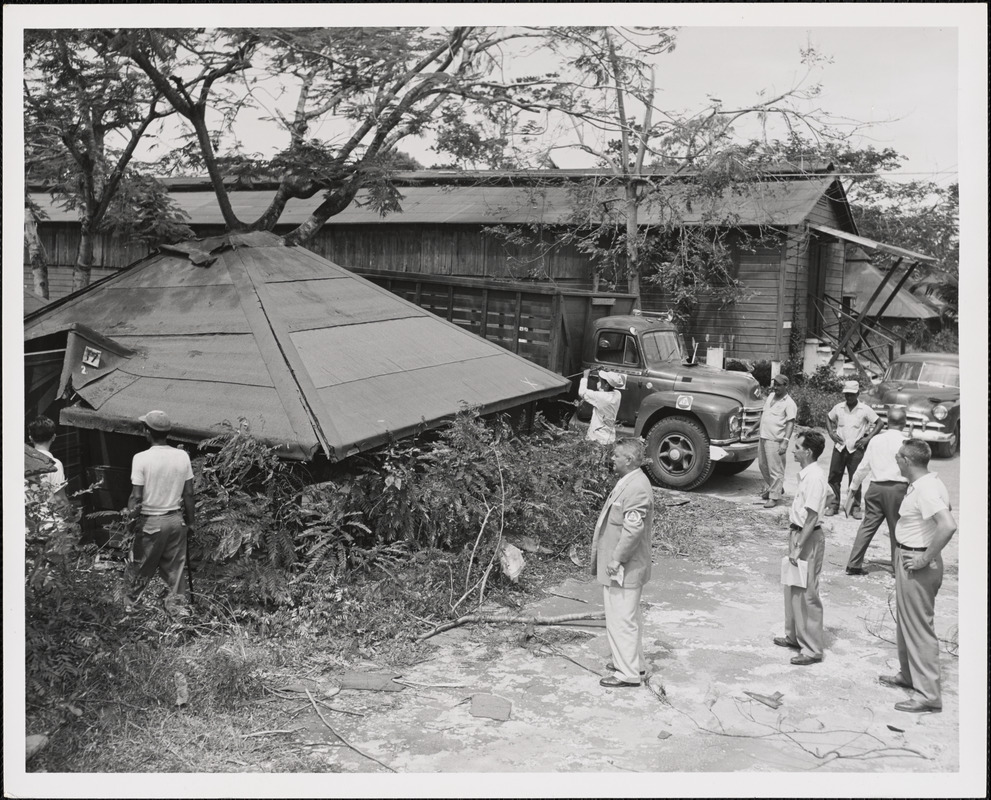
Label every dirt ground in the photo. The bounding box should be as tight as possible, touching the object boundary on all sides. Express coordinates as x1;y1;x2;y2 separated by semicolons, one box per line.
231;447;964;781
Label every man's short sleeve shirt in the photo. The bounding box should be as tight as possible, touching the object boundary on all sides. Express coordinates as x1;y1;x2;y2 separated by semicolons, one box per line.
828;400;879;452
131;445;194;515
789;463;830;528
895;472;951;548
760;393;798;440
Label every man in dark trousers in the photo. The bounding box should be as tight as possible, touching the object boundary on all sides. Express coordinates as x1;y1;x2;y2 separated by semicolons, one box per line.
880;439;957;713
824;381;883;519
125;410;195;616
844;405;909;575
591;438;655;687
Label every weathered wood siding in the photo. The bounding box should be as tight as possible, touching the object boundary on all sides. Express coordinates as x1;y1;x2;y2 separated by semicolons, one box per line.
793;195;847;338
640;232;789;362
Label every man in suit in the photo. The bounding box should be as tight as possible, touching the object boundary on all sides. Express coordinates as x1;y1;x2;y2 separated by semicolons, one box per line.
591;437;655;687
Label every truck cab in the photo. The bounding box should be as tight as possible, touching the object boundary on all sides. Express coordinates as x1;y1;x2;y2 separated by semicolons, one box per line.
582;312;764;490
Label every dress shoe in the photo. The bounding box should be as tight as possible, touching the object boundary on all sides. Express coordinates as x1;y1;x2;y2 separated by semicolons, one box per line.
773;636;800;650
605;662;646;677
851;507;863;520
599;675;640;688
894;699;941;713
845;567;868;576
823;507;837;517
759;491;770;500
763;499;777;509
878;674;913;689
790;654;823;666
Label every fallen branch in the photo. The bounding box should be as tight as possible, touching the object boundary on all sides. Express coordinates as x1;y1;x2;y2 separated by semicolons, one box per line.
242;727;301;739
417;611;604;642
304;688;395;773
546;590;589;604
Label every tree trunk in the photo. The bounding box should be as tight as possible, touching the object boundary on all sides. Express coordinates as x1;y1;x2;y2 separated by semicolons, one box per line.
72;226;95;293
625;182;640;298
25;215;50;299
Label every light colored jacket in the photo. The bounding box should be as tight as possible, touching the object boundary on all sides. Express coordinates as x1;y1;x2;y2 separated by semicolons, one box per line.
590;468;655;588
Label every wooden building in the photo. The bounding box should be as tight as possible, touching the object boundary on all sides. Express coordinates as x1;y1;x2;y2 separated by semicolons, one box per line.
26;170;932;368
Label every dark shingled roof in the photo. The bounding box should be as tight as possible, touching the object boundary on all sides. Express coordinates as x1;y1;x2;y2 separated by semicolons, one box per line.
24;232;568;460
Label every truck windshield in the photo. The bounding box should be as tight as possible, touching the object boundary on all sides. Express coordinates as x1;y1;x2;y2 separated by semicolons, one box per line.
641;330;686;364
883;360;959;389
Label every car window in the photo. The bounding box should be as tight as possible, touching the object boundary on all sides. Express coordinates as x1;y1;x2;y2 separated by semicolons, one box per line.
596;332;640;366
884;360;959;389
641;330;685;364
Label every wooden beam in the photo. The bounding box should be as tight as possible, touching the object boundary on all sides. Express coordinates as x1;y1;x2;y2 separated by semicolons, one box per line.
828;257;903;365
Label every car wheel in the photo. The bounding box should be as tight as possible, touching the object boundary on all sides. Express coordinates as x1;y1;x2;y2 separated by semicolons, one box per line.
643;416;714;491
932;421;960;459
713;458;755;476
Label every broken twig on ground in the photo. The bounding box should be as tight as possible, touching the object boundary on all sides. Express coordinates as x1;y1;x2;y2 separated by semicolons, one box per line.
417;611;605;642
304;688;395;773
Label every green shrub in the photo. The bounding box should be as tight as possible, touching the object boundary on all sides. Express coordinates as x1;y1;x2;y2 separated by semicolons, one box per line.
806;364;843;393
751;359;772;387
790;384;839;428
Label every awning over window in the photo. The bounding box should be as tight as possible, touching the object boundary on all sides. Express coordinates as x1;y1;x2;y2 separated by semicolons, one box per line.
809;223;936;263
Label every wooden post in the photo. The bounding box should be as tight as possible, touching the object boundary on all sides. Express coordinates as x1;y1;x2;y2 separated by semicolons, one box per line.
548;292;562;373
447;286;455;321
828;257;903;365
512;292;523;354
481;289;489;340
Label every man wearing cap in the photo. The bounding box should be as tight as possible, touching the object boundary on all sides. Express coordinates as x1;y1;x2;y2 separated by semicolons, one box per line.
756;375;798;509
824;381;883;518
879;439;957;713
579;368;626;445
843;405;909;576
125;410;195;614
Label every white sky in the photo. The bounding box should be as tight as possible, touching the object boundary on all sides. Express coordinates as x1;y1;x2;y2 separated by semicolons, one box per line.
3;5;988;799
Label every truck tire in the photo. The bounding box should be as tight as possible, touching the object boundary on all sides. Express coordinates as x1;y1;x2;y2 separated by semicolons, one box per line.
932;422;960;459
713;458;755;476
643;416;714;491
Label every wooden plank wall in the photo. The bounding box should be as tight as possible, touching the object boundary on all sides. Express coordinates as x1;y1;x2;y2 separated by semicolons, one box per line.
802;196;847;336
640;235;786;362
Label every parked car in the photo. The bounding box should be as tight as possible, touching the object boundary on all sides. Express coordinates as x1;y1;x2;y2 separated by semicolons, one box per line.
866;352;960;458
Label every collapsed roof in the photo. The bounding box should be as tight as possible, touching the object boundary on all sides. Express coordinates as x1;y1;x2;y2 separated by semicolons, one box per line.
24;231;569;460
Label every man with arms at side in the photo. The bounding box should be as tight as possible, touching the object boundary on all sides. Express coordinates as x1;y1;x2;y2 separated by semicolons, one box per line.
825;381;883;519
774;430;829;666
756;374;797;509
125;410;196;616
880;439;957;713
844;405;909;576
591;438;655;687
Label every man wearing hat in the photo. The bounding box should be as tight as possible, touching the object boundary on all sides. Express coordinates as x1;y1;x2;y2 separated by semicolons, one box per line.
756;374;798;509
824;381;883;518
124;410;195;614
579;368;626;445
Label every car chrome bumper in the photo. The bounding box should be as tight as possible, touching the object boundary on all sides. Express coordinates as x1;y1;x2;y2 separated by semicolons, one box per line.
908;428;954;443
709;441;760;462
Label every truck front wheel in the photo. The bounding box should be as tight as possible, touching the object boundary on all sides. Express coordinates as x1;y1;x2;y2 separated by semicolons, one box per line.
643;416;714;491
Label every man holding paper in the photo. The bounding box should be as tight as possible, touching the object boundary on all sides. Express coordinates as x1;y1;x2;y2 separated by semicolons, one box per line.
591;438;655;687
775;430;830;666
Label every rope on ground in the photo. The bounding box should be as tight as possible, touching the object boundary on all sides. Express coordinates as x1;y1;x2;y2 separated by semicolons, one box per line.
416;611;605;642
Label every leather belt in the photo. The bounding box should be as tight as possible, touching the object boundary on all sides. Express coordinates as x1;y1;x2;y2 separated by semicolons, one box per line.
896;543;927;552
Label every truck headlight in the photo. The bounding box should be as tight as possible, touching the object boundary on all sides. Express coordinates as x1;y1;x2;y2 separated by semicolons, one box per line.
729;413;741;434
933;404;948;420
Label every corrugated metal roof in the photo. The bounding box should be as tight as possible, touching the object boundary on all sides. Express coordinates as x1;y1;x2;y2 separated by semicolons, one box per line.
24;232;569;460
30;179;833;228
843;261;940;320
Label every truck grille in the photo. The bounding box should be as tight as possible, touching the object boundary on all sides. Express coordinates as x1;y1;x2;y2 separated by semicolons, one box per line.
741;407;762;441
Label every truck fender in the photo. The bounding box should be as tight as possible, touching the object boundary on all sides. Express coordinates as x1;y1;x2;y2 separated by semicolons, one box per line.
633;390;740;440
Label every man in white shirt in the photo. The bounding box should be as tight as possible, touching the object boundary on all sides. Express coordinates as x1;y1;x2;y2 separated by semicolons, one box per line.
879;439;957;713
824;381;883;518
125;410;196;614
844;405;909;575
756;374;798;509
579;369;625;445
27;416;68;506
774;430;830;666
